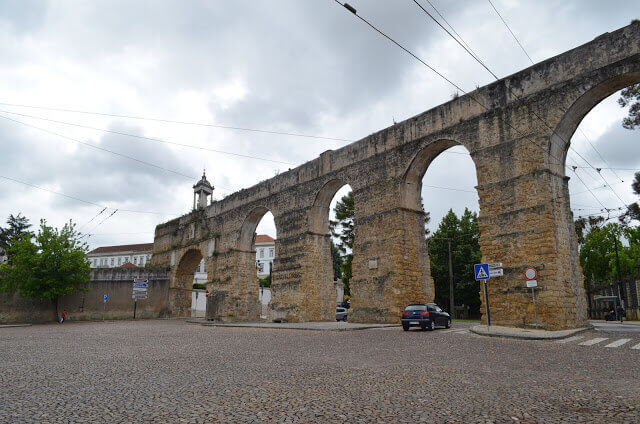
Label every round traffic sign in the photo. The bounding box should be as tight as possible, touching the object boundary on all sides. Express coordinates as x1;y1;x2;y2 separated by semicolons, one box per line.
524;267;537;280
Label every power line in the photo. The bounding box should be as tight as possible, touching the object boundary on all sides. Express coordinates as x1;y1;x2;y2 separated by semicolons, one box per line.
0;109;297;166
0;113;197;181
410;0;628;209
0;174;181;216
482;0;628;207
78;207;107;231
486;0;534;64
334;1;612;211
0;101;353;143
412;0;498;80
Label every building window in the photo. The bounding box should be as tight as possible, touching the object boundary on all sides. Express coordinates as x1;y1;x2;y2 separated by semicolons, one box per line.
269;248;274;258
117;257;121;266
203;262;206;273
260;249;264;258
110;258;114;266
134;257;138;265
139;256;144;265
125;257;129;263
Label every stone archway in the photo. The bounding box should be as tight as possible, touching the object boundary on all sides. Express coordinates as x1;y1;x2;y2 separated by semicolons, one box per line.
171;248;205;317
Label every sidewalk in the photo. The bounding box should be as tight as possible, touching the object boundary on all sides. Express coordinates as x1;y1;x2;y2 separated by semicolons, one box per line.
0;323;32;329
187;319;398;331
470;324;589;340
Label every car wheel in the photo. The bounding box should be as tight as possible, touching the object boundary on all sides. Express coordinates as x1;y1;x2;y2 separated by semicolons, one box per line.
402;324;409;331
428;320;435;331
445;319;451;329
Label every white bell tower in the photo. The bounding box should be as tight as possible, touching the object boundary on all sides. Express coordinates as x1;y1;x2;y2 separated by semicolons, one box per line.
193;171;213;210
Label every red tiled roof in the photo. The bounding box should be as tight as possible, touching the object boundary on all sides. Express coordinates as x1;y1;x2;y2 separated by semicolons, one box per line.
117;262;140;269
88;243;154;255
255;234;275;243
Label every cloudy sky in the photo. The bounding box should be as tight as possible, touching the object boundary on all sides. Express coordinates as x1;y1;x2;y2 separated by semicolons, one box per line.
0;0;638;249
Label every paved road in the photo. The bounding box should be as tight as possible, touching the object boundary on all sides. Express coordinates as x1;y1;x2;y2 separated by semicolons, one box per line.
591;320;640;334
1;320;639;423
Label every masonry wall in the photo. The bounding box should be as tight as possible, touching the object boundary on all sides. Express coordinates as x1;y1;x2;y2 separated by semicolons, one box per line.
60;268;171;320
150;23;640;329
0;293;56;324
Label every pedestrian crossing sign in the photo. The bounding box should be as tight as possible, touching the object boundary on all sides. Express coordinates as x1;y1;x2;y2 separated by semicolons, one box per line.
474;263;490;280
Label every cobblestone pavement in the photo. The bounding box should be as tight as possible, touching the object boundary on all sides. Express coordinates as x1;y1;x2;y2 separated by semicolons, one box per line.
1;320;639;423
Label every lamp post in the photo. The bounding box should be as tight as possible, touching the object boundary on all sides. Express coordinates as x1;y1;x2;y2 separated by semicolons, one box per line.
612;231;626;323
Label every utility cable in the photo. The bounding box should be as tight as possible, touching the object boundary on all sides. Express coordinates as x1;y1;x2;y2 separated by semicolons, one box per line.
486;0;534;64
482;0;628;206
78;207;107;231
0;109;297;166
410;0;628;209
0;174;181;216
0;113;197;181
0;101;353;143
334;1;609;211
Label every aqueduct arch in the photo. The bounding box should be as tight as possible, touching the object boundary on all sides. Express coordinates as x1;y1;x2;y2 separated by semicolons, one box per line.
151;22;640;329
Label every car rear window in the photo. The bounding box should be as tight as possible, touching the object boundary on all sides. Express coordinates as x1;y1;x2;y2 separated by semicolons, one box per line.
404;305;427;311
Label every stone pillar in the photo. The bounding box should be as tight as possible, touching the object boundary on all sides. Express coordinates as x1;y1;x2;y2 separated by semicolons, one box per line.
224;249;261;321
268;208;334;322
475;134;588;330
349;180;433;323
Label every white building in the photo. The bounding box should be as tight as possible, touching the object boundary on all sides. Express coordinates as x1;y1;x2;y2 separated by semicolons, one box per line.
87;243;153;268
255;234;275;278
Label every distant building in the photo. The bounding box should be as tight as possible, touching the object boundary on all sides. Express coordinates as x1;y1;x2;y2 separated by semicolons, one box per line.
87;243;153;268
255;234;275;278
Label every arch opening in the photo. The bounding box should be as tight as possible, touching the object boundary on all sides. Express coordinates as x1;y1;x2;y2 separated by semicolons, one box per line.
404;140;482;321
554;74;640;321
307;180;353;321
173;248;205;318
238;207;277;320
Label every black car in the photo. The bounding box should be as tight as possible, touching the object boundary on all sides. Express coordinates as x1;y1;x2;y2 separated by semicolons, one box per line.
401;303;451;331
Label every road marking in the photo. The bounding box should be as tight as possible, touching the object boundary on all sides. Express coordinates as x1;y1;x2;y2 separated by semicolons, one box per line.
605;338;631;348
631;342;640;350
556;336;584;344
578;337;608;346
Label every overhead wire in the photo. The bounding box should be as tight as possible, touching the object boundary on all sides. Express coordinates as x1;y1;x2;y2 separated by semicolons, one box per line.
334;1;609;210
481;0;629;207
0;109;297;166
409;0;629;209
0;101;353;143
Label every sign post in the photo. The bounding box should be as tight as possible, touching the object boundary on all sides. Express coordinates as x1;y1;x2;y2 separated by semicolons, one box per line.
132;278;149;320
102;294;108;321
524;267;538;329
474;263;491;327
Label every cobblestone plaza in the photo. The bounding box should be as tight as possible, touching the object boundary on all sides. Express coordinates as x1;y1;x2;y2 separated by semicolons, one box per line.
1;320;639;423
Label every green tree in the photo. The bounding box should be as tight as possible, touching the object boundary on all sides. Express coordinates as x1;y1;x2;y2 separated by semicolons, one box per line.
0;214;33;263
0;219;91;320
575;215;605;245
330;191;354;292
618;83;640;130
579;222;620;285
620;172;640;224
427;208;482;316
330;240;343;282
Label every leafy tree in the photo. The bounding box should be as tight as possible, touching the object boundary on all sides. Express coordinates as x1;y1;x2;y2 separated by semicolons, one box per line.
0;214;33;262
579;222;618;284
618;83;640;129
0;220;90;320
427;208;482;316
330;240;343;282
330;191;354;293
575;215;605;245
619;172;640;224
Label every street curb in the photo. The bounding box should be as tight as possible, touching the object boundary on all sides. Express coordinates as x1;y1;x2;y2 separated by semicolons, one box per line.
196;322;400;331
470;325;590;340
0;323;32;328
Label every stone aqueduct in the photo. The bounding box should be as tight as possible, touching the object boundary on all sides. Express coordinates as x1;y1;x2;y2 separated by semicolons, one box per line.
151;23;640;330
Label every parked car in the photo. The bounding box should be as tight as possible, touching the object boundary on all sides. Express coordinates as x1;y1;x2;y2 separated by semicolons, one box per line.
336;307;348;321
401;303;451;331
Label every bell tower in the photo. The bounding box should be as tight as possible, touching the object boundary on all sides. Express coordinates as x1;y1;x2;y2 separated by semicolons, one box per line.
193;170;213;209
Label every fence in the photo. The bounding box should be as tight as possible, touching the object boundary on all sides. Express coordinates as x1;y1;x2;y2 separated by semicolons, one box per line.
587;276;640;320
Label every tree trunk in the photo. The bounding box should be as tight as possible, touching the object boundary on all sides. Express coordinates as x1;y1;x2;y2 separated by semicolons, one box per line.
53;297;59;322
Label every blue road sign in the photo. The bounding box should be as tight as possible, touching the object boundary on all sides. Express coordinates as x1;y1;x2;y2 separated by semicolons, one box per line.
474;263;490;281
102;294;109;301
